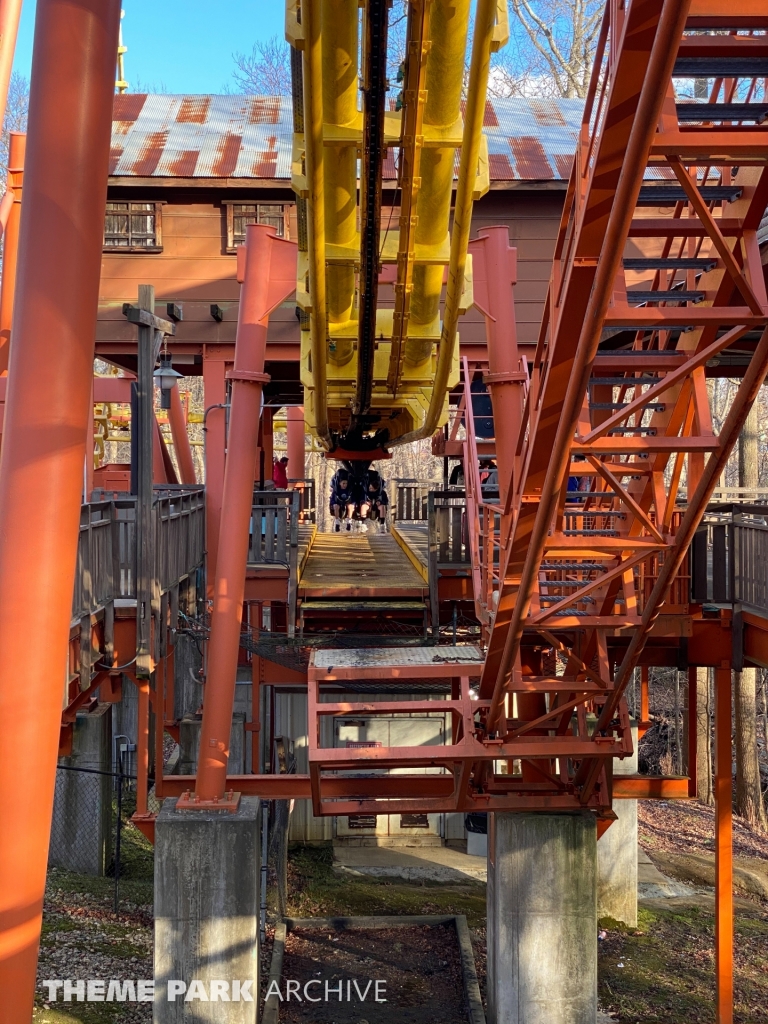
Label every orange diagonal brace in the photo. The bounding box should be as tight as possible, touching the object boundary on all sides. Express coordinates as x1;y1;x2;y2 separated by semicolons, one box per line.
194;225;297;803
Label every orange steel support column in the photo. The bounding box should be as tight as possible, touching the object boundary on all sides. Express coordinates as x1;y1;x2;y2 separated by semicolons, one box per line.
203;356;227;596
468;227;520;505
0;131;25;373
168;383;197;484
191;224;297;804
639;666;650;738
688;665;698;799
286;405;305;482
714;665;733;1024
0;0;122;1015
262;406;274;483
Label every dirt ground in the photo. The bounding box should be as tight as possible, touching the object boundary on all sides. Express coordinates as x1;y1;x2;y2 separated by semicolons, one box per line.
31;800;768;1024
276;925;467;1024
639;800;768;861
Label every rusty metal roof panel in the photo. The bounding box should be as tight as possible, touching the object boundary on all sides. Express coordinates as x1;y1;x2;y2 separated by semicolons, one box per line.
484;97;584;180
111;94;589;182
111;94;294;179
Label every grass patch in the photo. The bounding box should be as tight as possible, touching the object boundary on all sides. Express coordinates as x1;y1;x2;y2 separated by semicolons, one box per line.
287;845;487;927
599;903;768;1023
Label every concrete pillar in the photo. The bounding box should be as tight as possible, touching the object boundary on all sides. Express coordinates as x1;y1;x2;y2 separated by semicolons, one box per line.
487;812;597;1024
178;712;245;775
49;703;113;876
173;632;203;720
597;723;638;926
154;796;260;1020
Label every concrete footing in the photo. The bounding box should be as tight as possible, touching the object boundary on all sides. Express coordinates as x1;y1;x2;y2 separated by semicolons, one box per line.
50;703;113;876
597;724;638;927
154;795;261;1022
487;812;597;1024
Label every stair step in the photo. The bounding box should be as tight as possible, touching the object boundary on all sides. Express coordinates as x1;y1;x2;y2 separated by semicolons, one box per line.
676;102;768;123
301;600;426;613
637;185;742;205
590;402;665;411
623;257;717;271
674;58;768;78
629;290;705;304
589;376;662;385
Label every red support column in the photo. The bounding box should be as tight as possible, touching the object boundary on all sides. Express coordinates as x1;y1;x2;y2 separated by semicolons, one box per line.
639;666;650;737
286;405;306;482
203;355;227;596
714;665;733;1024
467;227;522;506
262;406;274;485
189;225;296;805
168;383;197;484
0;131;25;373
0;1;122;1014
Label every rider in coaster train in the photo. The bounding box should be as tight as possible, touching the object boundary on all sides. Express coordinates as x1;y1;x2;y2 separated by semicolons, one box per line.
330;468;360;532
360;469;389;533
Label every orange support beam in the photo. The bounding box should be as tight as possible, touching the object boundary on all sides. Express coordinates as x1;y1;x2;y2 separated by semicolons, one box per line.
714;665;733;1024
286;405;305;482
0;131;25;373
168;383;197;484
190;225;297;805
0;0;122;1015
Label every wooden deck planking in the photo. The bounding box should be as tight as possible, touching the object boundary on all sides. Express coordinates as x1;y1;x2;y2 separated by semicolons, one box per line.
299;533;428;598
392;522;429;578
297;524;316;575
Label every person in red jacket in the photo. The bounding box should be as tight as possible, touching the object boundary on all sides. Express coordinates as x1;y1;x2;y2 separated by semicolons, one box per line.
272;456;289;489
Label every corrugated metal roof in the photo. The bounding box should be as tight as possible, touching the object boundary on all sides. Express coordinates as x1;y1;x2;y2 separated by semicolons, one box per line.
110;93;293;178
485;97;584;180
111;93;586;181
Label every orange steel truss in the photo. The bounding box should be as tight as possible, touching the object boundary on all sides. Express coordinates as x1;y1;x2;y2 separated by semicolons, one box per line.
303;0;768;819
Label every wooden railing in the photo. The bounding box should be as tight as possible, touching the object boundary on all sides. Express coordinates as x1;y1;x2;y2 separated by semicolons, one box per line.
427;490;471;635
249;489;300;633
288;478;316;523
394;479;430;521
73;487;205;620
692;505;768;612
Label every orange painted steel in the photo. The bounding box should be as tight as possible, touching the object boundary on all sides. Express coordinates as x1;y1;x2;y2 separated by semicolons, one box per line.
0;131;25;373
286;404;305;481
467;227;523;508
0;0;122;1015
714;665;733;1024
203;356;227;595
193;224;297;803
168;383;197;484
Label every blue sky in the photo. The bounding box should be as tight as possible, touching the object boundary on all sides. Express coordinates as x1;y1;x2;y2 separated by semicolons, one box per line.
12;1;285;93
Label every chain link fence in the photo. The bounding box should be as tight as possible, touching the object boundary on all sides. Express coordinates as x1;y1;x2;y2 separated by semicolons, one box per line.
49;760;160;912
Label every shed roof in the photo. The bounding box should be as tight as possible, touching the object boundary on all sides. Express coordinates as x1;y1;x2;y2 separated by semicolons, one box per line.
110;93;583;182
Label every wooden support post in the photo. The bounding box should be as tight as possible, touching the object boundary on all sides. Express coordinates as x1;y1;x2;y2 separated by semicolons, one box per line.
714;665;733;1024
135;285;155;681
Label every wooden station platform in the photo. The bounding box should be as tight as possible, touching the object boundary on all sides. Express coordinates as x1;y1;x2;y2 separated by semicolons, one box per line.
392;522;429;579
299;533;428;599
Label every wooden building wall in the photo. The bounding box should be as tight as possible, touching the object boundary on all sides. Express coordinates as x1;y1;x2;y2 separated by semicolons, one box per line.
95;182;566;372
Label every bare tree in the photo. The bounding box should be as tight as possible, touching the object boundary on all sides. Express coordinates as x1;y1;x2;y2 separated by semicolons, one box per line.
499;0;603;99
233;36;292;95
